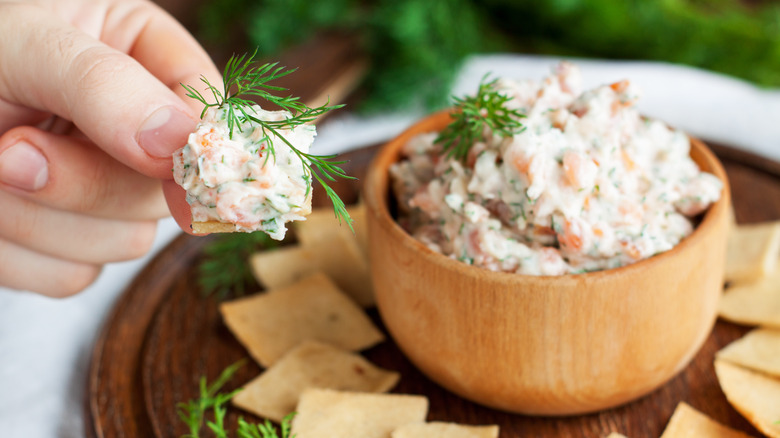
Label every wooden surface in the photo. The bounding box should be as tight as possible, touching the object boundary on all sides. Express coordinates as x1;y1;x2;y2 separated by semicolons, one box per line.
85;142;779;438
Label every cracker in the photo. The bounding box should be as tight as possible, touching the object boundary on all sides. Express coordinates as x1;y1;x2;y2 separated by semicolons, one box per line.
348;202;369;256
296;204;368;254
726;221;780;284
192;221;240;234
717;328;780;378
249;245;320;291
232;340;400;423
659;402;754;437
219;272;384;367
297;203;369;256
719;261;780;328
391;422;499;438
292;205;374;307
310;232;373;307
605;434;629;438
292;388;428;438
715;360;780;438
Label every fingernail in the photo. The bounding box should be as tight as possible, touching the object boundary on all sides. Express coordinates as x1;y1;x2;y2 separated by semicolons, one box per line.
0;141;48;191
138;106;195;158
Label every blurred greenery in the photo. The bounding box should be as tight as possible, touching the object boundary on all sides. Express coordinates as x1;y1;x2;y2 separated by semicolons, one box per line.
197;0;505;110
197;0;780;111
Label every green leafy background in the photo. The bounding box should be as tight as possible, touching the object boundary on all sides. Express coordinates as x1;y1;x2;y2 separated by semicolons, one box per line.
196;0;780;111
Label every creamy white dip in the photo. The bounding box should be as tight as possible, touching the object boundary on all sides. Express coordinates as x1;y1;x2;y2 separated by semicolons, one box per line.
173;105;314;240
390;63;722;275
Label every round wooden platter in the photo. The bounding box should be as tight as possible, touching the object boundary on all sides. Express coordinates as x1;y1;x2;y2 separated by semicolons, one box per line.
86;143;780;438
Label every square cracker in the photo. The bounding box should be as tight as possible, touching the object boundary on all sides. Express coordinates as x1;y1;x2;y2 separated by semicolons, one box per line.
232;340;400;423
659;402;754;437
391;422;499;438
219;272;384;367
296;204;368;255
192;221;239;234
292;388;428;438
717;328;780;378
715;360;780;438
718;261;780;328
349;202;369;256
605;434;629;438
726;221;780;284
291;205;374;307
250;240;373;307
250;245;320;291
309;232;373;307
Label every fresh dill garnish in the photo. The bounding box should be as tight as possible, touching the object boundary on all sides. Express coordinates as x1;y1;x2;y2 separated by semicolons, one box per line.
177;360;296;438
198;232;278;299
177;360;245;438
435;75;525;161
182;49;355;230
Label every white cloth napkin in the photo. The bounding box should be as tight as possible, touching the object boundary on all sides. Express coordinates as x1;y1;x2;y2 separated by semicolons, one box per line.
0;55;777;438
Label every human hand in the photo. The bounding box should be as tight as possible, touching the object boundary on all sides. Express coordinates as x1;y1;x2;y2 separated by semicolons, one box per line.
0;0;220;296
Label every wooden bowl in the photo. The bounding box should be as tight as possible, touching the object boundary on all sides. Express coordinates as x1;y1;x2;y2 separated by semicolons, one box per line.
363;111;731;415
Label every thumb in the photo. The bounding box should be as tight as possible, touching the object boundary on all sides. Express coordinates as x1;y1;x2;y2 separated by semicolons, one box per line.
0;3;201;179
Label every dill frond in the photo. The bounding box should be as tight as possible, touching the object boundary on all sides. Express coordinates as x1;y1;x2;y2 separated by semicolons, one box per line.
435;75;525;161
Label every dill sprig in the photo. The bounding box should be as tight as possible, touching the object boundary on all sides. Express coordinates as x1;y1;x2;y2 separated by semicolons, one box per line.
198;232;277;299
177;360;245;438
435;75;525;161
182;49;354;230
177;360;296;438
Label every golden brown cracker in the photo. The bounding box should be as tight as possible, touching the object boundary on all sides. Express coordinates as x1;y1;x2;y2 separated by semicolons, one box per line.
249;245;320;291
292;205;374;307
715;360;780;438
719;261;780;328
726;221;780;284
232;340;399;423
717;328;780;378
219;272;384;367
391;422;499;438
192;221;239;234
292;388;428;438
659;402;755;437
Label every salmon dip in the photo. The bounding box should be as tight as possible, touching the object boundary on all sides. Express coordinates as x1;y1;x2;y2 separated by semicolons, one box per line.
173;105;314;240
390;63;723;275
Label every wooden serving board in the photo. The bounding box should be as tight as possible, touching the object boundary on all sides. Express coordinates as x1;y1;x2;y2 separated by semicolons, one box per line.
85;143;780;438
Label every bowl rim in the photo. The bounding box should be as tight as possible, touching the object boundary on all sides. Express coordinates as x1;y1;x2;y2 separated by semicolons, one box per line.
364;110;731;285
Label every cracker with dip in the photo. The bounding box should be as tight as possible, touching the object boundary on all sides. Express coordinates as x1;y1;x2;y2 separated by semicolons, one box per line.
174;52;352;238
